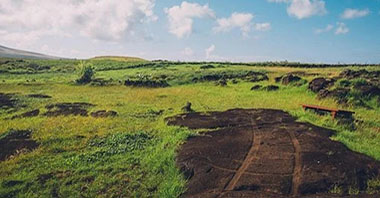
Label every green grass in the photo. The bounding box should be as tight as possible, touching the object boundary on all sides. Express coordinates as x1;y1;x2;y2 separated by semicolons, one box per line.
0;58;379;197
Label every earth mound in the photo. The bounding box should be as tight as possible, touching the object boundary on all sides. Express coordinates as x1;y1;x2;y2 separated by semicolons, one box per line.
0;129;39;161
43;102;95;117
167;109;380;198
11;109;40;119
308;78;335;93
0;93;17;110
90;110;118;118
27;94;52;99
275;74;302;85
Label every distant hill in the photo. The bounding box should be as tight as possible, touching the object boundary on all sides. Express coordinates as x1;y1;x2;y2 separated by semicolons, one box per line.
0;45;61;60
90;56;146;62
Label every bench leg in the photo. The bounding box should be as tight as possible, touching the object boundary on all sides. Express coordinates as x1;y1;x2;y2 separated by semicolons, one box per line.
331;112;336;119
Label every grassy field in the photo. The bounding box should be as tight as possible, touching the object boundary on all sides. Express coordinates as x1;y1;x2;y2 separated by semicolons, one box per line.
0;58;379;197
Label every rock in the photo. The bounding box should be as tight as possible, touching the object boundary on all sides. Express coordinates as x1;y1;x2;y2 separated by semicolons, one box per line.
263;85;279;91
308;78;335;93
250;85;262;90
182;102;194;112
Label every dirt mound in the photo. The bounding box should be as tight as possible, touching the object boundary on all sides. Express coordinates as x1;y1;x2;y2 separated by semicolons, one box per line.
11;109;40;119
90;110;117;118
339;69;380;80
192;71;268;83
275;74;302;85
250;85;262;90
0;129;39;161
0;93;17;110
308;78;335;93
263;85;279;91
43;103;95;117
124;79;170;88
167;109;380;198
27;94;52;99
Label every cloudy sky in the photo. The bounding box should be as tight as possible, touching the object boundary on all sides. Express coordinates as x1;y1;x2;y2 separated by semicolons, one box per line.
0;0;379;63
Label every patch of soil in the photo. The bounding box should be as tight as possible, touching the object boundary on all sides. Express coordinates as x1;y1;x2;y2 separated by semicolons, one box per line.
124;79;170;88
308;78;335;93
90;110;118;118
11;109;40;119
167;109;380;198
0;93;17;110
43;103;95;117
27;94;52;99
0;129;39;161
263;85;279;91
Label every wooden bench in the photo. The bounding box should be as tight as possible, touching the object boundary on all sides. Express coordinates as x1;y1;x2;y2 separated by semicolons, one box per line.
302;104;354;119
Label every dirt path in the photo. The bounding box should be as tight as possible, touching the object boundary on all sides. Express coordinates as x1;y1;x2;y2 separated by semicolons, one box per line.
167;109;380;198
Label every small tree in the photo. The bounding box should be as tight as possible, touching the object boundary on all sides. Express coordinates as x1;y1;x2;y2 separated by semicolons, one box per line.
76;61;95;84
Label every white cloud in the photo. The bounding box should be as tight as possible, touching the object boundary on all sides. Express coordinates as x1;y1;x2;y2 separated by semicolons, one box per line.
267;0;290;2
268;0;327;19
0;0;156;45
181;47;194;56
341;8;370;19
335;22;349;35
214;13;254;37
315;24;333;34
254;23;272;31
205;44;216;59
165;2;215;38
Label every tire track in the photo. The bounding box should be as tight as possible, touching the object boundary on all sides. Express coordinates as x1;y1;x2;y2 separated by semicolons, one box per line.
217;124;262;198
288;131;302;197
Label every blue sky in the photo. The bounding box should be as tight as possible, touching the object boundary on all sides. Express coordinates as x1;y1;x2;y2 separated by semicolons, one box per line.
0;0;379;63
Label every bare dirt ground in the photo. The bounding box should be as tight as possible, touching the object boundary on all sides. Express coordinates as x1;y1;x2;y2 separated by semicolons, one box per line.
167;109;380;198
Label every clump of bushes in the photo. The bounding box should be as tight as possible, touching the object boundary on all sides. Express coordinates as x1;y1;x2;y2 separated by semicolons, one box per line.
76;61;95;84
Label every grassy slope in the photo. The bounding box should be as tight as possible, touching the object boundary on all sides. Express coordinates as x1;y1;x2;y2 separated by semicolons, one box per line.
0;59;379;197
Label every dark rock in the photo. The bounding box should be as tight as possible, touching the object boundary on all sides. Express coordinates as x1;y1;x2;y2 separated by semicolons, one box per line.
308;78;335;93
263;85;279;91
250;85;262;90
281;74;302;85
11;109;40;119
27;94;52;99
182;102;194;113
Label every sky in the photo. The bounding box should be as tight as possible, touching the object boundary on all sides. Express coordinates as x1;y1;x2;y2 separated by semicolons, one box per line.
0;0;379;63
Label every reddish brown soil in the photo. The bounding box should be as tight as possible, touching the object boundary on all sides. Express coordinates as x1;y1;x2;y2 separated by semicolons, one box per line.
167;109;380;198
0;130;39;161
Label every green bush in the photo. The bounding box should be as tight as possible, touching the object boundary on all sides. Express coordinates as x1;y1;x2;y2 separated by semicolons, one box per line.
76;61;95;84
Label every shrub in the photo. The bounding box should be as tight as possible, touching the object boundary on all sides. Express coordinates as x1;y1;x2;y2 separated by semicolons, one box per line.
76;61;95;84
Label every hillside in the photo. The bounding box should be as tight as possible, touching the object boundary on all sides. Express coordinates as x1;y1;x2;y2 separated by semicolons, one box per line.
90;56;146;62
0;45;61;60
